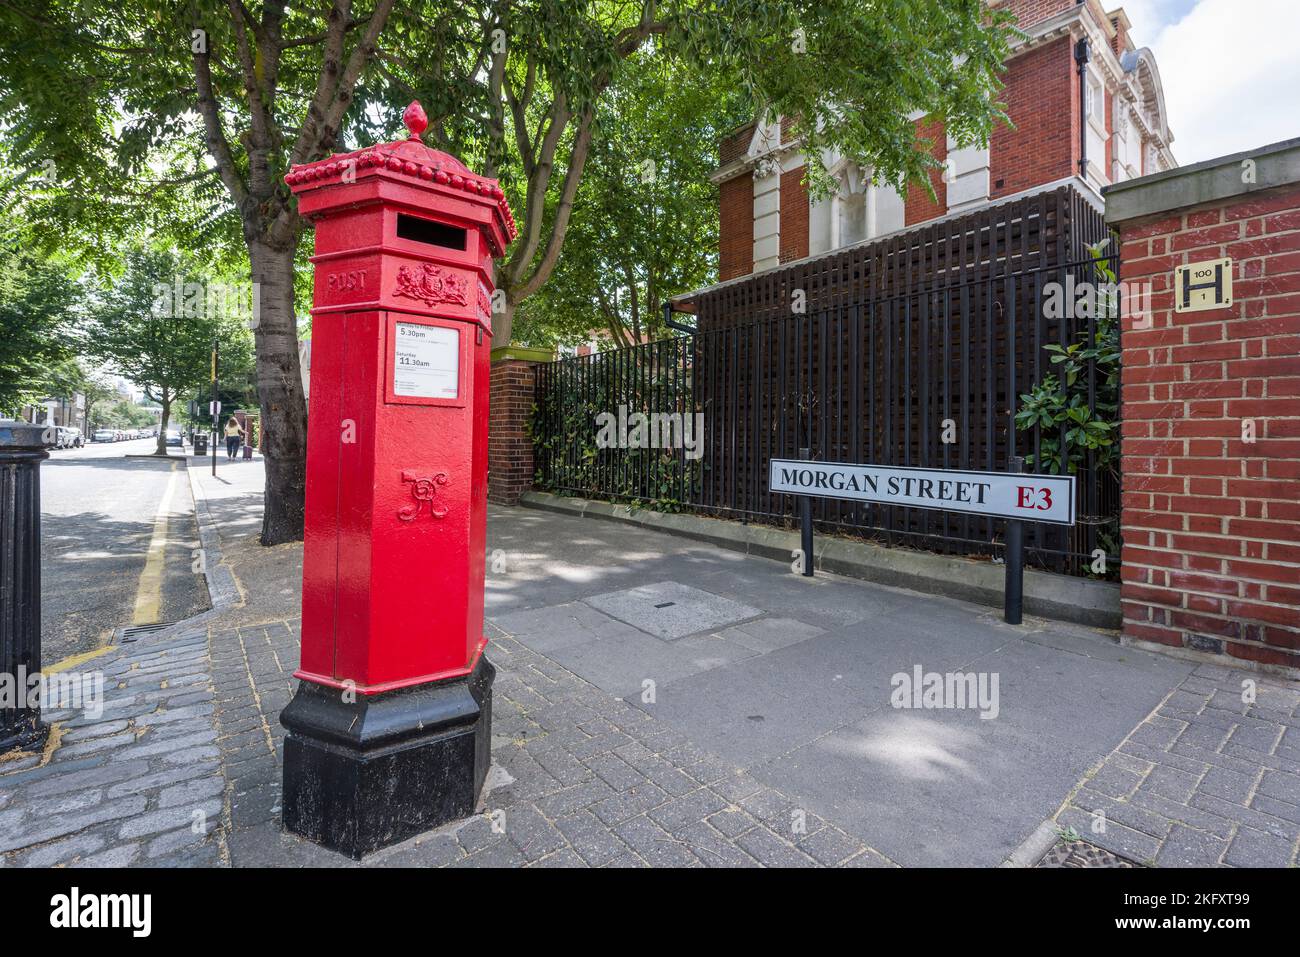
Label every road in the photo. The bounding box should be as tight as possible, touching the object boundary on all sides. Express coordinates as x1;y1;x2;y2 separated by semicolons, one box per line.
39;437;210;666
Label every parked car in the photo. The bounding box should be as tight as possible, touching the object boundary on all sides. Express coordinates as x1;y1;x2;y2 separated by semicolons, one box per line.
164;429;183;448
92;428;116;443
55;427;83;449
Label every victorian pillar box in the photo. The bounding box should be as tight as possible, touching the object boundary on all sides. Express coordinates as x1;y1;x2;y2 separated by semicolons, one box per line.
279;102;516;858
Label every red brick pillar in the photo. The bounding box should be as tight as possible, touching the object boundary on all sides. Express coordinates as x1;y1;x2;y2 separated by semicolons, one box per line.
1105;139;1300;673
488;346;552;506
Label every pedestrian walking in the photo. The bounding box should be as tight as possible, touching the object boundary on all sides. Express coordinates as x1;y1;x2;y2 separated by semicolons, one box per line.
224;416;244;460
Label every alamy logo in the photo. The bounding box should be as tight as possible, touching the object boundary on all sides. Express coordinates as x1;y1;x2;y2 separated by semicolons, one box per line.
890;665;1000;719
0;668;103;719
1041;274;1149;323
50;888;151;937
150;278;260;328
594;404;704;460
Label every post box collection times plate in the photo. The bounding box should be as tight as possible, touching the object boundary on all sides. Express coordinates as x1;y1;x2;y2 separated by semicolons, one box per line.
769;459;1076;525
393;321;459;399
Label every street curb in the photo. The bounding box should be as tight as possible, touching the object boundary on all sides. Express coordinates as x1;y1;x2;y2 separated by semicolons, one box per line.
518;490;1122;630
186;455;242;615
1000;820;1062;868
122;455;242;647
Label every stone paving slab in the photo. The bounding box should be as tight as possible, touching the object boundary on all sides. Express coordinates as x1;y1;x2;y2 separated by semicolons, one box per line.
1054;665;1300;867
581;581;763;640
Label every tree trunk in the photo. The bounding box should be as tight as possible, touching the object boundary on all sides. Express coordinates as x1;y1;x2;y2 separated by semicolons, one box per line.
495;294;515;347
249;239;308;545
156;392;170;455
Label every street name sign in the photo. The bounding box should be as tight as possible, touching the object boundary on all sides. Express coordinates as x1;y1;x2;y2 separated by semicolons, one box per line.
768;459;1076;526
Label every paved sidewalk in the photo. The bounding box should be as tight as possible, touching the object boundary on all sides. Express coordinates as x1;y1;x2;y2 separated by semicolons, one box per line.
3;456;1297;867
0;631;224;866
1055;665;1300;866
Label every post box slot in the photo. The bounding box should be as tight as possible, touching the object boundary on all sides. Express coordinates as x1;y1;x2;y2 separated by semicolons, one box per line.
397;214;467;251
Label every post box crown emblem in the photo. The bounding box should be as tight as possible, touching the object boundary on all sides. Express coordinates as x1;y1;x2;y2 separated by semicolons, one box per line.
284;101;517;256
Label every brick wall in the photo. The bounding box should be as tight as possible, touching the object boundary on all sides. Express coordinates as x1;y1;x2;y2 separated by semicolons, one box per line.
488;357;540;506
720;122;755;166
719;121;758;281
1110;13;1129;57
994;0;1075;27
1113;176;1300;671
780;165;809;263
905;117;947;225
719;175;754;281
990;35;1076;199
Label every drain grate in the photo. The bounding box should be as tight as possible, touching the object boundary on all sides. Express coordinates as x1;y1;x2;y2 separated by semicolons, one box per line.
1037;839;1140;868
116;622;176;644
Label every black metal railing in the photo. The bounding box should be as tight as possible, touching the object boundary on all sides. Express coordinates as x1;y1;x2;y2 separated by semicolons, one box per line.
533;256;1121;577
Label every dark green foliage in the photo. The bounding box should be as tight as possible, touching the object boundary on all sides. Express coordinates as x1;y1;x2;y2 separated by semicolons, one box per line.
0;244;80;415
531;346;702;510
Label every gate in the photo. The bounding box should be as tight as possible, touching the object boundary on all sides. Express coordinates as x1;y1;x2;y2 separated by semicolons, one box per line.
533;253;1122;578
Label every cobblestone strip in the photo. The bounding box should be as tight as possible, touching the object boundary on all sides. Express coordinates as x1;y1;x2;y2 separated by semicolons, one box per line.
208;622;292;844
1054;663;1300;867
210;617;898;868
0;631;228;867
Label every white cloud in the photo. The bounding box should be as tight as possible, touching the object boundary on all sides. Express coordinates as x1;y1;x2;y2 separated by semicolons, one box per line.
1132;0;1300;164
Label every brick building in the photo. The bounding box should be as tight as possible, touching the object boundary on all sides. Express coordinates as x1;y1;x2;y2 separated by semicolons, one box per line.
713;0;1177;282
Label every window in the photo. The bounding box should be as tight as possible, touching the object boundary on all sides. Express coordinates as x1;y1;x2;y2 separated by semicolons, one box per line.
1089;77;1105;125
840;191;866;246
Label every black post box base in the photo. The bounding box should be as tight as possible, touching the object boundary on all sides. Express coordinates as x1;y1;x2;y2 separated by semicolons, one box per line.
280;654;494;859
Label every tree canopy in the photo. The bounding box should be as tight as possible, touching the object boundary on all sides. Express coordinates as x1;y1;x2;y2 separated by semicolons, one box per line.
83;246;240;454
514;50;748;348
1;0;1019;540
0;242;81;416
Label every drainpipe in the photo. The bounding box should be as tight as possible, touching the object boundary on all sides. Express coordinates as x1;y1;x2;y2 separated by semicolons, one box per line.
1075;37;1091;180
662;300;697;335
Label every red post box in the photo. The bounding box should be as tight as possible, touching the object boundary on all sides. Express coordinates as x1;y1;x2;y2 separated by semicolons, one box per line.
279;102;516;857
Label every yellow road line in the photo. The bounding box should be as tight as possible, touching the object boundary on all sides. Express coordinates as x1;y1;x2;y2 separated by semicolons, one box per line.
45;645;114;674
132;464;181;625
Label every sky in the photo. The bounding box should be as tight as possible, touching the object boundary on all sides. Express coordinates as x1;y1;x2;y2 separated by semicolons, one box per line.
1117;0;1300;164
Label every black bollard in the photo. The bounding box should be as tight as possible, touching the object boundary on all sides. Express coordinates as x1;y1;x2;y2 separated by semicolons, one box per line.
798;447;814;577
0;421;49;753
1004;454;1026;625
